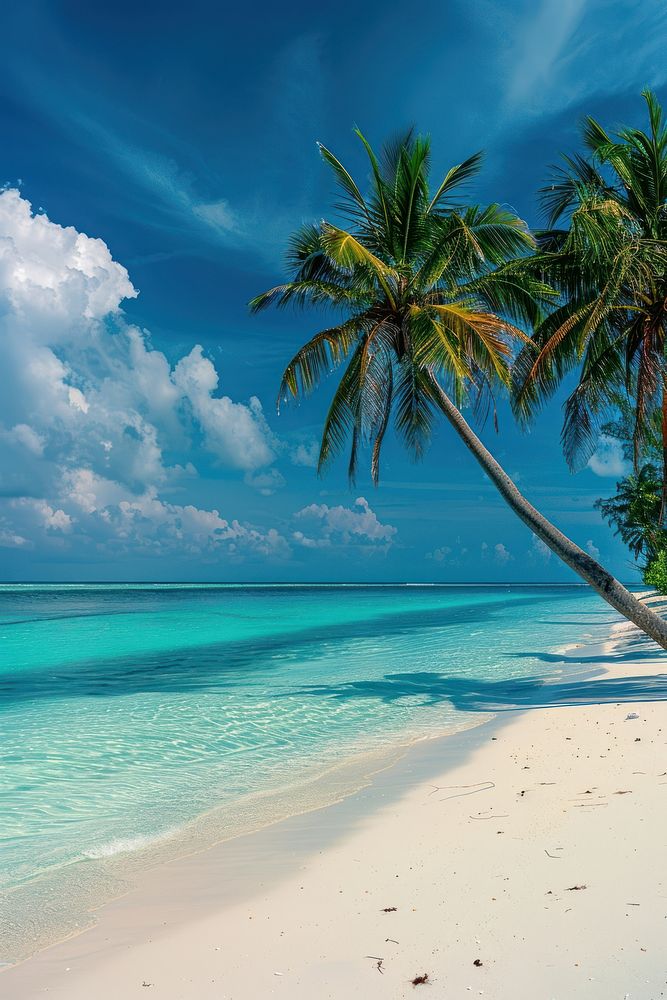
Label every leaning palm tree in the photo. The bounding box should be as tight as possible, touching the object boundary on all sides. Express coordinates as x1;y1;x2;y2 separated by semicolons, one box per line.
251;129;667;648
513;91;667;525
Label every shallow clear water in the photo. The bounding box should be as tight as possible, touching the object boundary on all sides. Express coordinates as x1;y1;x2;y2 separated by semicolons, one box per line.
0;583;613;960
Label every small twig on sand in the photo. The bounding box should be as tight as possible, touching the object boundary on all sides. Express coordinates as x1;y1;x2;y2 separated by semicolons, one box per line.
428;781;495;802
544;849;561;859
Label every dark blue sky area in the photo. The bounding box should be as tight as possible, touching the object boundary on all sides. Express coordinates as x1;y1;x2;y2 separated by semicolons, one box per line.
0;0;666;581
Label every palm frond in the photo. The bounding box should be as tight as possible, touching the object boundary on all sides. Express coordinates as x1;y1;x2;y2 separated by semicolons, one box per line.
319;223;398;307
278;318;365;403
394;134;430;262
408;305;472;382
427;151;484;213
540;154;611;228
370;363;393;485
317;142;368;214
249;279;364;313
431;303;514;380
560;331;627;469
393;359;439;460
459;263;556;327
317;343;364;477
354;127;394;249
511;301;602;422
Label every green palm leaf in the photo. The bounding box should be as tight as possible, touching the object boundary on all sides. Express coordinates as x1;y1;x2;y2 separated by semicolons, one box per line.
253;128;543;481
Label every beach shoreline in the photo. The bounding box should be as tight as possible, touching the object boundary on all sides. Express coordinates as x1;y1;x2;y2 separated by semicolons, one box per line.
1;586;608;971
5;601;667;998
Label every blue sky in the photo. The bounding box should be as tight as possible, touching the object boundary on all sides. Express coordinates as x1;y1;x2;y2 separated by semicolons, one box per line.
0;0;666;583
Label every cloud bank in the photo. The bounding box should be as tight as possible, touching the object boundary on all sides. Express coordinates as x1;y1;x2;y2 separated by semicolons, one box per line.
0;188;281;560
0;190;398;568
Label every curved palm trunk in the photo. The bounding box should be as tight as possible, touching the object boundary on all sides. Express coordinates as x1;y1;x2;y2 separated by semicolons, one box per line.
429;377;667;651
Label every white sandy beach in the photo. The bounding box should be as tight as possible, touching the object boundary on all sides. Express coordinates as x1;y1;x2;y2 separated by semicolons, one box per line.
4;612;667;1000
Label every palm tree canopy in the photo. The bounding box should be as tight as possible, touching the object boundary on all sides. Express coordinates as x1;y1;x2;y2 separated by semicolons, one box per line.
595;463;663;563
512;90;667;471
251;129;552;483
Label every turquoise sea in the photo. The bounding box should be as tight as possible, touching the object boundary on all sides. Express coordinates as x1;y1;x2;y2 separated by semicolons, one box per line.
0;583;614;962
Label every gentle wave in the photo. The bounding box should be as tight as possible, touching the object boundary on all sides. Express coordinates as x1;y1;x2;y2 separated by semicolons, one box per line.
82;829;179;860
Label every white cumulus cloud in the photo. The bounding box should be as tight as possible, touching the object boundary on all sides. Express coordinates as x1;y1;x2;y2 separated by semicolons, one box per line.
426;545;453;563
291;439;320;468
0;189;284;563
585;538;601;560
17;499;72;533
528;534;552;563
173;346;276;470
293;497;396;549
587;435;630;478
493;542;513;565
2;423;45;455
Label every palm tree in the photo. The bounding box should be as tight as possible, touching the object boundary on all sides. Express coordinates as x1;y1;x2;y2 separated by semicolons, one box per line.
595;464;663;565
251;129;667;648
513;91;667;528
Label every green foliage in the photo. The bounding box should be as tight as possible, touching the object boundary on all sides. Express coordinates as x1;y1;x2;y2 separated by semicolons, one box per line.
600;390;662;468
251;130;553;483
595;464;663;563
644;550;667;593
511;91;667;474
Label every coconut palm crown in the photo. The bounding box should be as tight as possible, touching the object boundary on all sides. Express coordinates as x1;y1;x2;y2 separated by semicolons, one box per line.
512;91;667;486
251;129;551;482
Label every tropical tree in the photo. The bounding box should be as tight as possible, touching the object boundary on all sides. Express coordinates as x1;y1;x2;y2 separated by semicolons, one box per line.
594;393;665;585
595;464;662;565
512;91;667;528
251;129;667;648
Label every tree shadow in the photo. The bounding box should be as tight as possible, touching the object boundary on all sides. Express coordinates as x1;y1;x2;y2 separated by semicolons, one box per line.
509;648;660;665
290;669;667;713
0;593;556;704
